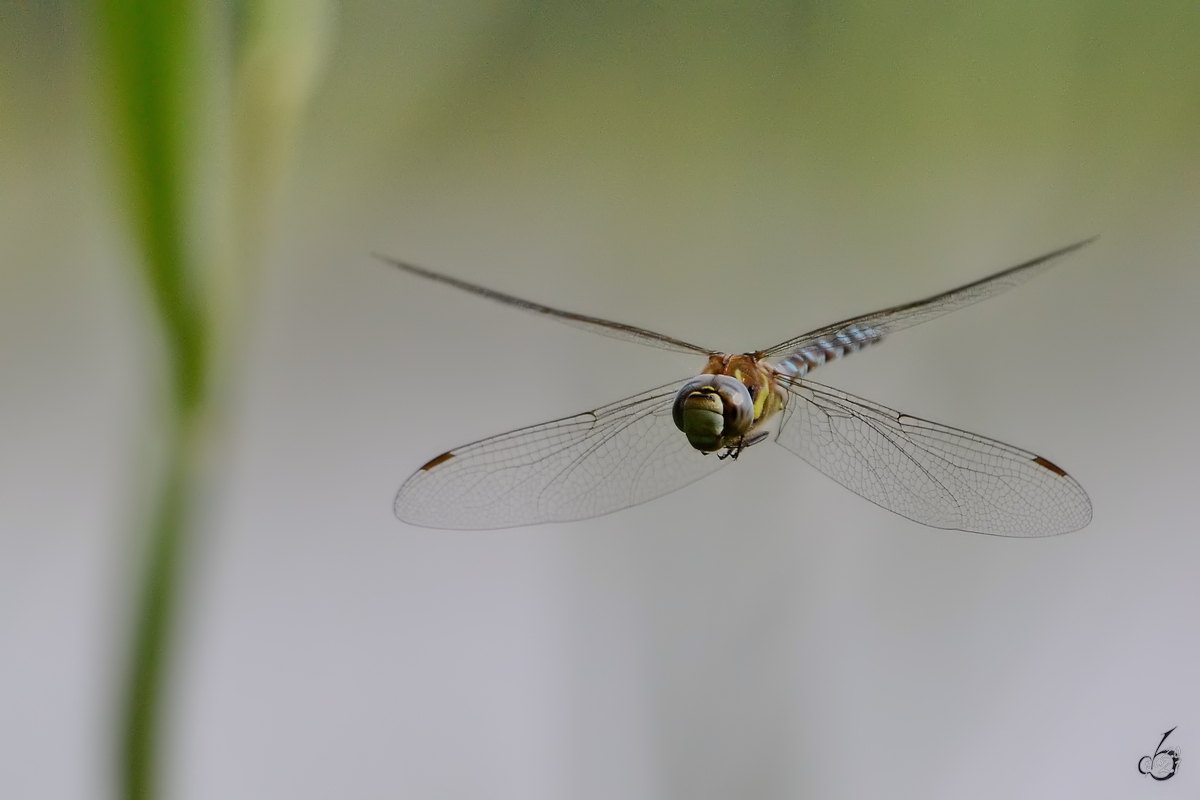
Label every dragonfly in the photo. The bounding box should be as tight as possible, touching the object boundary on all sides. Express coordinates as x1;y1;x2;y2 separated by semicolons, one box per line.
382;239;1094;535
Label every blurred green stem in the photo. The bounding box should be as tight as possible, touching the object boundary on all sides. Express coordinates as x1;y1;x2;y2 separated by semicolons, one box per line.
97;0;206;798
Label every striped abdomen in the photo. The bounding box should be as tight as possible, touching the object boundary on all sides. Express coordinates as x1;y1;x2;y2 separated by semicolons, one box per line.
771;324;884;379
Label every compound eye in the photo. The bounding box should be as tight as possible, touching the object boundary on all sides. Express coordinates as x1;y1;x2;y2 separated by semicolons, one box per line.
712;376;754;434
676;391;725;451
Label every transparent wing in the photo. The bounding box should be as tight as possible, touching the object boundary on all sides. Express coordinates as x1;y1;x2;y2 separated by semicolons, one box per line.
775;378;1092;536
378;255;715;356
395;379;727;529
761;238;1095;359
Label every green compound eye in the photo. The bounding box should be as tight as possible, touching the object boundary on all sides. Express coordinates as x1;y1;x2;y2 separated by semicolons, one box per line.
678;393;724;452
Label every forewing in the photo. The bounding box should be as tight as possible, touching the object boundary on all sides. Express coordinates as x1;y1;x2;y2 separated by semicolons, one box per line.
761;239;1094;359
395;380;726;529
775;378;1091;536
379;255;715;356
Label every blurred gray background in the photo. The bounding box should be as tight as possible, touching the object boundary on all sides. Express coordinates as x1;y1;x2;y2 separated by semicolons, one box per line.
3;1;1200;798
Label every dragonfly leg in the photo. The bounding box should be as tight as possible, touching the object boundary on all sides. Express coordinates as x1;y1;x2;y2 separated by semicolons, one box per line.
741;430;771;449
717;429;771;461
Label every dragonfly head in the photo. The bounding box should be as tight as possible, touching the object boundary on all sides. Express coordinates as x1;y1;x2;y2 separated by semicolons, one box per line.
672;374;754;452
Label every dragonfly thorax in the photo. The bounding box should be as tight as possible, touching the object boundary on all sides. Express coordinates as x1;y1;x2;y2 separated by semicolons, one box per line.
672;374;754;453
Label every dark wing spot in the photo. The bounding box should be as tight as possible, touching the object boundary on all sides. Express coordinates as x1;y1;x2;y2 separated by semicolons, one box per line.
420;451;455;471
1032;455;1068;477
